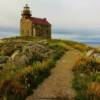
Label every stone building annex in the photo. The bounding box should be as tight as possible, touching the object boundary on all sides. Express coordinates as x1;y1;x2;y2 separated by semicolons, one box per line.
20;4;51;38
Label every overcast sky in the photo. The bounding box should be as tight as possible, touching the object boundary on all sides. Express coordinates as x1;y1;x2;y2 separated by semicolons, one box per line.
0;0;100;32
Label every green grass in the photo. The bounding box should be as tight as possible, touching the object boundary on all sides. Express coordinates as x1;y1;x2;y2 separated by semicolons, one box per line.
72;56;100;100
0;36;70;99
0;36;94;100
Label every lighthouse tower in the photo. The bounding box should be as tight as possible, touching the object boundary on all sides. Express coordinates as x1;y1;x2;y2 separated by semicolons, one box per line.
21;4;31;18
20;4;51;38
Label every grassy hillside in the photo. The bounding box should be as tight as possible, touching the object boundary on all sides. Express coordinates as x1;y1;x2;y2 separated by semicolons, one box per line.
72;51;100;100
0;36;91;100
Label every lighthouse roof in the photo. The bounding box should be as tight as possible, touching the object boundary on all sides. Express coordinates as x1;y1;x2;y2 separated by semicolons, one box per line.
29;17;51;26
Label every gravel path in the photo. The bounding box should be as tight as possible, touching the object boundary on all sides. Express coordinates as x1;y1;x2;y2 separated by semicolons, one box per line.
26;50;81;100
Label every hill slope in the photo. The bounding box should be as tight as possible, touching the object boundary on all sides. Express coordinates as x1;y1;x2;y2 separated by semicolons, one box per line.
0;36;91;100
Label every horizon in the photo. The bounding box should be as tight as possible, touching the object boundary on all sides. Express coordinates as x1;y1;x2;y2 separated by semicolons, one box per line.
0;0;100;44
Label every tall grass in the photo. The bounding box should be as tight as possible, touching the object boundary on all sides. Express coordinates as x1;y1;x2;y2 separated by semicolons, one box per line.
73;56;100;100
0;38;68;99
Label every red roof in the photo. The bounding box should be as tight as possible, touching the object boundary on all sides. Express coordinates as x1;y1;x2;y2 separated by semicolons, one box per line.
29;17;51;26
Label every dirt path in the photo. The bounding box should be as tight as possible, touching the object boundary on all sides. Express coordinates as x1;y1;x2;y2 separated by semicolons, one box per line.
26;50;81;100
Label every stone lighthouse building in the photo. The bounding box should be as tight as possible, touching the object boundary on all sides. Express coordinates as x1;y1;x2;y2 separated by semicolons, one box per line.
20;4;51;38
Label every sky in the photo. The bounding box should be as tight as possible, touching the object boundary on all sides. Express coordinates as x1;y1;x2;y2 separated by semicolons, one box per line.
1;0;100;32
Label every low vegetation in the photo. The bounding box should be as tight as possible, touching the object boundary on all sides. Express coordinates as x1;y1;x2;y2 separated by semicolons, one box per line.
0;36;92;100
0;36;70;100
73;56;100;100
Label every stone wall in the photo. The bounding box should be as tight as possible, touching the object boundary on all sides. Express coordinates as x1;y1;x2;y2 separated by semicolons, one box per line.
20;18;32;36
20;17;51;39
33;24;51;38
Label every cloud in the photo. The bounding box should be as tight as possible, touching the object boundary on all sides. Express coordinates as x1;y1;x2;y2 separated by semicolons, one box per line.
0;0;100;32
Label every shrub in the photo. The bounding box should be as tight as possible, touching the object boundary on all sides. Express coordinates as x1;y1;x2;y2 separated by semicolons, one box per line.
17;59;55;95
87;82;100;99
91;72;100;82
72;76;87;92
0;79;27;100
73;55;100;100
49;43;66;61
0;38;67;100
73;57;100;74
